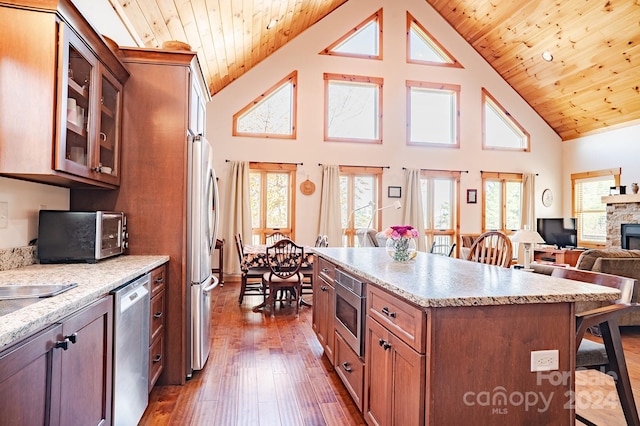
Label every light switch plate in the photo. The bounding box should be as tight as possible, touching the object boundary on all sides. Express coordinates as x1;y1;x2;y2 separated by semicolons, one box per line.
0;202;7;229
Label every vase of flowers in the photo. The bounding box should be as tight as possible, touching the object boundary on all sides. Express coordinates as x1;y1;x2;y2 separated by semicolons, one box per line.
384;225;419;262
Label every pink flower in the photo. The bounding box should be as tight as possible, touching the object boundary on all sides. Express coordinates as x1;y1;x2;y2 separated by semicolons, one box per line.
384;225;419;240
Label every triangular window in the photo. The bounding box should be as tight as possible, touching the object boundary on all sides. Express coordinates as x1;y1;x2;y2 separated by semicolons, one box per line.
407;12;461;68
320;9;382;60
482;88;530;151
233;71;297;138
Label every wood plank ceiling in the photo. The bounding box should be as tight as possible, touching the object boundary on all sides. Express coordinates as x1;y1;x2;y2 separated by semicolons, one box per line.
113;0;640;141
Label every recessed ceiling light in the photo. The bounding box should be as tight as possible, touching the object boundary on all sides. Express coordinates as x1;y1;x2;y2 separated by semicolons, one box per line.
541;51;553;62
266;19;278;30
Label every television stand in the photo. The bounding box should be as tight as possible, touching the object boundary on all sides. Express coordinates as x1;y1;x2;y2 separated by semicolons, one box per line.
533;247;584;267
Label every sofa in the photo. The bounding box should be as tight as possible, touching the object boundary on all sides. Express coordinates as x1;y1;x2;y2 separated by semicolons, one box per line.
532;248;640;326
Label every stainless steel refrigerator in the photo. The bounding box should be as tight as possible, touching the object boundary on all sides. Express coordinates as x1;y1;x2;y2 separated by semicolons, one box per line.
186;134;219;378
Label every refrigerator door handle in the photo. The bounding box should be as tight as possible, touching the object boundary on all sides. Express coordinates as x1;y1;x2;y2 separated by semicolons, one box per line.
203;276;219;293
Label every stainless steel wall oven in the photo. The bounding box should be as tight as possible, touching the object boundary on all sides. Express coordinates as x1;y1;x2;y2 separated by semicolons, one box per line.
334;269;366;357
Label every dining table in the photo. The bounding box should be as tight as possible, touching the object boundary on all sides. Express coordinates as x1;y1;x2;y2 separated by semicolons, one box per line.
242;244;314;311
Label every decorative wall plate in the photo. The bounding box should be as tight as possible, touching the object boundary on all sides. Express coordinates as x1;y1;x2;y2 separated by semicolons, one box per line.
300;179;315;195
542;188;553;207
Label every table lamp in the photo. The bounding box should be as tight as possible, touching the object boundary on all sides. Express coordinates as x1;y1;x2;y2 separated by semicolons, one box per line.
367;201;402;229
512;226;545;270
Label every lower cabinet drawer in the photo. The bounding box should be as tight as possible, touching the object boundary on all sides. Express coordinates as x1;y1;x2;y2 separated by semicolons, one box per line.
149;335;164;392
334;330;364;411
150;291;165;344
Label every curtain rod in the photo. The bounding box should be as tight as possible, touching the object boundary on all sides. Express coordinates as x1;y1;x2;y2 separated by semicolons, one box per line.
317;163;390;169
225;159;303;166
480;170;539;176
402;167;468;173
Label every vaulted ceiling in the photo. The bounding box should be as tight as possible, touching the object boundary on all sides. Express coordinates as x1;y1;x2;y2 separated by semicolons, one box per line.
112;0;640;141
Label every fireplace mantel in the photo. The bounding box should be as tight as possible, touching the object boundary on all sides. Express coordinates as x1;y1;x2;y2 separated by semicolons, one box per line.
602;194;640;204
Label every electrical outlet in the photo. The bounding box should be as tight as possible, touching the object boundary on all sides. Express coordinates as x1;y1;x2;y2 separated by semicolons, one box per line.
530;349;559;372
0;202;7;229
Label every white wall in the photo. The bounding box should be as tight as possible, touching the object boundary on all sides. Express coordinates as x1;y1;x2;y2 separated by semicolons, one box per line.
561;122;640;216
207;0;563;246
0;177;69;249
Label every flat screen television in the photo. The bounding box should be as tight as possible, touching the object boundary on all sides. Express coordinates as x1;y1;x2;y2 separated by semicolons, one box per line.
536;218;577;248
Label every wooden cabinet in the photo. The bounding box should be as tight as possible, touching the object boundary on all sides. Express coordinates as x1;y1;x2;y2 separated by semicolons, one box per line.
71;46;210;385
0;1;128;188
334;330;364;411
149;264;166;391
364;316;425;426
364;285;426;426
533;247;583;266
312;256;336;364
0;296;113;425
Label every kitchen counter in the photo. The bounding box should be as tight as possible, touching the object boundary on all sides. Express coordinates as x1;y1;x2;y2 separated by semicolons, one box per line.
0;255;169;349
312;247;619;307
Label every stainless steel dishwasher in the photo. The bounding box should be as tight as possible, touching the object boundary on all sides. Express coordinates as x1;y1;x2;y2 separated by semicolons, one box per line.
111;273;150;426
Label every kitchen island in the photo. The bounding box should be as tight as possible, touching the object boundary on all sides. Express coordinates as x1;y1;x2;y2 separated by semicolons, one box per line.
312;247;620;425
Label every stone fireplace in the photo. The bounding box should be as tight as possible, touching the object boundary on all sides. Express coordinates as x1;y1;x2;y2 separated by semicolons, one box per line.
604;194;640;248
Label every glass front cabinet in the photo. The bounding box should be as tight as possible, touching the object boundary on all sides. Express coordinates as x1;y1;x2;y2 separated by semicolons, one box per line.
57;24;123;186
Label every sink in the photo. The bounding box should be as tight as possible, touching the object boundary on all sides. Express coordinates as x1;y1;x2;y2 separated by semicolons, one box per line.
0;283;78;300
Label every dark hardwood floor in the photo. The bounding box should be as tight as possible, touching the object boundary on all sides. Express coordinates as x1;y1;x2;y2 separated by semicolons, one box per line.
140;279;365;425
140;278;640;425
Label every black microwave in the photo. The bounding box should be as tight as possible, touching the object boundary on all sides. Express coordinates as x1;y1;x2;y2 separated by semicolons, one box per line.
38;210;127;263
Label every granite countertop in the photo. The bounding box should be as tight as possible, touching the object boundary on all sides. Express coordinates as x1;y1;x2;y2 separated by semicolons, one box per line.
312;248;620;308
0;255;169;349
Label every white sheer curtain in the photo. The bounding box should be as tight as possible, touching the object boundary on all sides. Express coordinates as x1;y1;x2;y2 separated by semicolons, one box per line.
318;164;342;247
518;172;537;264
402;168;427;252
223;161;252;274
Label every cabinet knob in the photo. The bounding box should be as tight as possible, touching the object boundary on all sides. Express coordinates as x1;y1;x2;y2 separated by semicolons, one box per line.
66;333;78;344
153;354;162;363
378;338;391;350
55;338;70;351
154;277;164;284
154;312;163;319
320;286;327;292
342;362;352;373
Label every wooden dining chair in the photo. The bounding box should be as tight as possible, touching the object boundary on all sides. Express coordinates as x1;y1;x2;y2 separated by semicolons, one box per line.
551;267;640;426
430;241;456;257
465;231;513;268
265;231;286;245
234;233;267;304
262;238;304;317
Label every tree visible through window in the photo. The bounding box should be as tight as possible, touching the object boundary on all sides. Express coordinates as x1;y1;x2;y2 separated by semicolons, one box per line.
249;163;297;243
572;168;620;245
420;171;460;250
233;71;297;138
325;74;383;143
340;166;382;246
482;172;522;234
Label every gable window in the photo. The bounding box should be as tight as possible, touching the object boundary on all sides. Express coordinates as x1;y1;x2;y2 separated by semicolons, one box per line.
249;162;297;243
320;9;382;60
233;71;297;138
340;166;383;246
420;171;460;252
407;81;460;147
406;12;461;67
572;168;620;246
325;73;383;143
483;88;529;151
482;172;523;234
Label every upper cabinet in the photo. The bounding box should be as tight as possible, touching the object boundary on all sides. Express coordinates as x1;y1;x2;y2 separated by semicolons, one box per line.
0;0;128;189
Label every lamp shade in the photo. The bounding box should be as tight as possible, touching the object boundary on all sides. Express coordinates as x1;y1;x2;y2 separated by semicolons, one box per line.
512;228;545;244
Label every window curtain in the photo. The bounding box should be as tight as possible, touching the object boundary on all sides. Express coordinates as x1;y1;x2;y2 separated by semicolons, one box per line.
402;168;427;252
223;161;252;274
518;172;536;264
318;164;342;247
